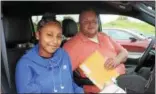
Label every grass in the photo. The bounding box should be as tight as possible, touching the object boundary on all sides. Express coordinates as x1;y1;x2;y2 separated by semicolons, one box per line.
102;20;155;35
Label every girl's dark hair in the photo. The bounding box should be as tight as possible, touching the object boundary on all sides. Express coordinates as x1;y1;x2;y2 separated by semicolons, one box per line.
37;13;61;31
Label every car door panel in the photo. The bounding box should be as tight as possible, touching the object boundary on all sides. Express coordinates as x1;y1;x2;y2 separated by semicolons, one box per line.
115;39;148;52
104;29;149;52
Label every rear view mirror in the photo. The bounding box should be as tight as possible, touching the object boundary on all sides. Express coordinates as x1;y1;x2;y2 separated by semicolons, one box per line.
129;37;137;42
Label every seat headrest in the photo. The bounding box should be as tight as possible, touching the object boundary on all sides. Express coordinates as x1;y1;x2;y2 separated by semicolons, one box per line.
62;19;78;37
3;16;32;45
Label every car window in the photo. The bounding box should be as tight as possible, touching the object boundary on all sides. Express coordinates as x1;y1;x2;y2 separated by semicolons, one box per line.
31;15;42;32
100;14;155;52
31;14;79;32
100;14;155;38
56;14;79;31
105;29;134;40
56;14;79;23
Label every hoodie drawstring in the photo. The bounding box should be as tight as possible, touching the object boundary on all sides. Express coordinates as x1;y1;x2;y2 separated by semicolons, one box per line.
59;65;64;91
49;64;57;93
49;61;64;93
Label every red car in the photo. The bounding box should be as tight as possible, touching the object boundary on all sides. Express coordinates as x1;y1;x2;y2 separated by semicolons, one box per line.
102;28;152;52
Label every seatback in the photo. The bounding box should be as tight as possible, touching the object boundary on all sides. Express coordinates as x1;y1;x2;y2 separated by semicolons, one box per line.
62;18;78;37
61;18;78;47
3;16;33;93
116;68;155;93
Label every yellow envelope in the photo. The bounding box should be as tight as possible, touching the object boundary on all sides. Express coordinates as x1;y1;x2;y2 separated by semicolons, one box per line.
79;50;119;90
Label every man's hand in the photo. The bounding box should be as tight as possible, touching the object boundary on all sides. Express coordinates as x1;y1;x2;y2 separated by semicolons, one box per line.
104;58;119;70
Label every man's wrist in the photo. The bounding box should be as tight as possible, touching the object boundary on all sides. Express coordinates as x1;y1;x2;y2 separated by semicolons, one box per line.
115;57;121;65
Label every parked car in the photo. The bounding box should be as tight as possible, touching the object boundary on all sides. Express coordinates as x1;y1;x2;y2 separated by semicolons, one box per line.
102;28;152;52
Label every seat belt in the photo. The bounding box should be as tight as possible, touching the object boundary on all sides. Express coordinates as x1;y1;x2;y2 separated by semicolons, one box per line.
1;15;12;88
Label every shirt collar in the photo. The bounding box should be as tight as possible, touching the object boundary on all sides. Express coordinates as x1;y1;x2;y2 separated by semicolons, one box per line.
78;32;100;43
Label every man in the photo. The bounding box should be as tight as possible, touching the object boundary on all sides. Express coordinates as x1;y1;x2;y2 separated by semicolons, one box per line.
63;8;128;93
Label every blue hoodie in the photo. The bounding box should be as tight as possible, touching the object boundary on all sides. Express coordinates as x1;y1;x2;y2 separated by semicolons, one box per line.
15;44;84;93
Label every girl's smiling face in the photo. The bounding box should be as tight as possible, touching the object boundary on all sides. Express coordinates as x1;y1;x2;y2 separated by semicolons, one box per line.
36;22;62;57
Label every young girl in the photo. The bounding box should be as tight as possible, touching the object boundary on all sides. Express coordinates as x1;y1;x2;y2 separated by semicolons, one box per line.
15;14;84;93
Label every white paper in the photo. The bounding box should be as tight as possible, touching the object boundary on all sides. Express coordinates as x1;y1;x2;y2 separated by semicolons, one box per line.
99;84;126;93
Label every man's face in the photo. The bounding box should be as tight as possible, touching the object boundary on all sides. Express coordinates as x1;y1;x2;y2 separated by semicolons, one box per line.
80;11;99;38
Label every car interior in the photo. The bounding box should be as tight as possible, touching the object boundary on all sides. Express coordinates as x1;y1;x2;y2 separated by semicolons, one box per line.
61;18;78;47
1;1;155;93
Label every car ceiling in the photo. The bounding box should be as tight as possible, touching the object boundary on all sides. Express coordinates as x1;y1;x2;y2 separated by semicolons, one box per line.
1;1;143;15
1;1;155;25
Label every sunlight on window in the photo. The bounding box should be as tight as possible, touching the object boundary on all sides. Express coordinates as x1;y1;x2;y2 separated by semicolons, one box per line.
32;16;42;24
56;14;79;23
100;14;155;36
147;6;153;10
